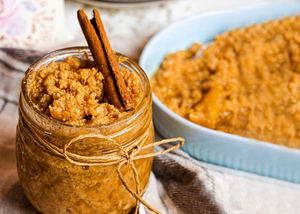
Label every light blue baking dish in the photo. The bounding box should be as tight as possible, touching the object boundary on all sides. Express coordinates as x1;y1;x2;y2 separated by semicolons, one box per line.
139;1;300;183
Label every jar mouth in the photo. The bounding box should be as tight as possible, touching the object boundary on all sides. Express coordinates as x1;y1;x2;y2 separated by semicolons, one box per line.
21;47;151;130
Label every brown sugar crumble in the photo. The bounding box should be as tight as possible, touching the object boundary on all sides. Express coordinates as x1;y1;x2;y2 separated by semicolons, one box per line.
151;15;300;148
27;56;142;126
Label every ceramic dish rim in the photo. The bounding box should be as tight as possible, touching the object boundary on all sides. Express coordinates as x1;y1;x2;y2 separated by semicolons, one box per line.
72;0;178;8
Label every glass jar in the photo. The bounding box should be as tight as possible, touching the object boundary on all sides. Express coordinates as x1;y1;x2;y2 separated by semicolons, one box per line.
16;47;154;214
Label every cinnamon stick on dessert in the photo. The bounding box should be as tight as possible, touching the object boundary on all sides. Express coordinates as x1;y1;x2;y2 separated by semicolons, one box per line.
77;9;133;111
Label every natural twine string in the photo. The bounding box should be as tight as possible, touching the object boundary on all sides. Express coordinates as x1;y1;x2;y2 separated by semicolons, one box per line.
63;134;184;214
26;117;184;214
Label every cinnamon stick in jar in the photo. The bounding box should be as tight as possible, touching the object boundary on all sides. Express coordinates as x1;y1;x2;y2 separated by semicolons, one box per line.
77;9;133;111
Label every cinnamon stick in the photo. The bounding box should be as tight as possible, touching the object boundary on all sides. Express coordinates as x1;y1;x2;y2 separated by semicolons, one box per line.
77;9;133;111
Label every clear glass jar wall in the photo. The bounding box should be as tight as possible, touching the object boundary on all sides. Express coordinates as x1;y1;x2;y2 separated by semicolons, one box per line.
16;47;154;214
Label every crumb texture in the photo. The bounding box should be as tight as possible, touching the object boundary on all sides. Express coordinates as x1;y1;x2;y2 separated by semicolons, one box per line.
152;15;300;148
28;56;142;126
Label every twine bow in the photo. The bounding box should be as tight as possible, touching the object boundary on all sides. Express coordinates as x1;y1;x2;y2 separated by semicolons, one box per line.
19;99;184;213
62;134;184;214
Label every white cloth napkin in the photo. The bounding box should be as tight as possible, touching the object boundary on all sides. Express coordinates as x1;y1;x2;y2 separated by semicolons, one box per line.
142;139;300;214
